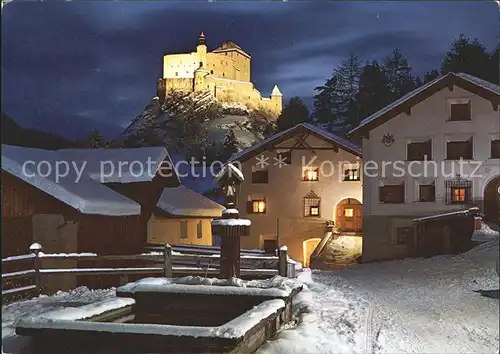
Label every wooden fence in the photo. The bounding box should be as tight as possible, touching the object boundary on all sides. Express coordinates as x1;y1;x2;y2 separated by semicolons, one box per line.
2;243;296;303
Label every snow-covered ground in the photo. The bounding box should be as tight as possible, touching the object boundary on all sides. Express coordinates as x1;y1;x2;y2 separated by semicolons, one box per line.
3;230;498;354
259;237;499;354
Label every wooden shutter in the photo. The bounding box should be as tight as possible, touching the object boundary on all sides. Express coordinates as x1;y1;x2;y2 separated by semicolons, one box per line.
247;201;253;213
450;102;471;121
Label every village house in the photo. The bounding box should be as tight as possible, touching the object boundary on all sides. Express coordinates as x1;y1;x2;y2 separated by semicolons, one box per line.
1;144;224;259
349;72;500;262
229;123;363;266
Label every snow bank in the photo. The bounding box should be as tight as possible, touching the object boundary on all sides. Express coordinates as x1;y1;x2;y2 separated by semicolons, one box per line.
471;222;499;242
216;299;285;338
2;287;116;342
462;238;499;263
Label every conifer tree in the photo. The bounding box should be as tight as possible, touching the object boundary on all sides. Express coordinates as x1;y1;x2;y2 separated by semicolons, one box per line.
441;34;498;84
383;49;416;100
219;129;239;161
276;97;310;132
355;60;391;122
83;129;106;148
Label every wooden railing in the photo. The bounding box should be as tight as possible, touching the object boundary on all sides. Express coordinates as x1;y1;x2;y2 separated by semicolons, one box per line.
2;243;296;302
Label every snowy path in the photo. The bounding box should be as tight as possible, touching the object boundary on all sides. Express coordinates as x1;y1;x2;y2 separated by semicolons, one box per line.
259;239;499;354
2;238;498;354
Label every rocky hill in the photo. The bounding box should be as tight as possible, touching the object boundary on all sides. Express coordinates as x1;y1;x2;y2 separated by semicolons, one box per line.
111;90;276;157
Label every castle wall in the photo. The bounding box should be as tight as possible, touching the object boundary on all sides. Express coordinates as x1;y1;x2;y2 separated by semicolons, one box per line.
206;53;237;80
209;50;251;82
208;76;280;117
165;78;194;93
163;53;200;79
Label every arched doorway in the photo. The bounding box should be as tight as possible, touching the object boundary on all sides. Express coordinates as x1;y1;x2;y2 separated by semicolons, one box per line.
303;238;321;267
484;176;500;223
335;198;362;232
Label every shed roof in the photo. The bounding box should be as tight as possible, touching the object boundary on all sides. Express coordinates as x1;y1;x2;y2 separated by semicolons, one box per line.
156;185;225;218
1;145;179;216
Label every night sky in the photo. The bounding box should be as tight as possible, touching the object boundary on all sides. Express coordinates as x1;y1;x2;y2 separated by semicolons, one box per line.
1;1;498;139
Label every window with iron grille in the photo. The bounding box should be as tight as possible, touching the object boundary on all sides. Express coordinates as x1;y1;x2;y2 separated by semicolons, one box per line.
449;102;471;121
407;140;432;161
444;176;473;204
252;170;269;184
491;139;500;159
303;191;321;217
446;138;473;160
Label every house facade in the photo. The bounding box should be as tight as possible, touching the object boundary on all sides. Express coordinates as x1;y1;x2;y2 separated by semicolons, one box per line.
148;185;225;246
349;72;500;262
229;123;363;266
1;145;223;256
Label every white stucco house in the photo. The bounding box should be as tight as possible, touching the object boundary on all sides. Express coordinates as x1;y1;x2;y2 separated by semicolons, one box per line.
229;123;363;266
349;72;500;262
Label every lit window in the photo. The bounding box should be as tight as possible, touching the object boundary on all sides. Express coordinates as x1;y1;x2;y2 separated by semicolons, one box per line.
303;168;319;181
344;169;360;181
452;187;466;202
251;200;266;214
303;191;321;217
445;176;472;205
344;208;354;217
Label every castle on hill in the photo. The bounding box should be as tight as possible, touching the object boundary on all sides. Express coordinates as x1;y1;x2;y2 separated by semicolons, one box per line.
156;32;283;117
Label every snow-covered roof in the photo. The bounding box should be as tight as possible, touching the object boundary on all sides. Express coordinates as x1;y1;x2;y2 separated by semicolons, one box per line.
349;72;500;136
212;218;251;226
156;185;225;217
1;144;180;216
456;72;500;95
58;146;177;183
214;163;245;183
229;123;362;163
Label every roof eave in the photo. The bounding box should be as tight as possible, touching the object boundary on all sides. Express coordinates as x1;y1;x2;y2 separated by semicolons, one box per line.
349;73;500;138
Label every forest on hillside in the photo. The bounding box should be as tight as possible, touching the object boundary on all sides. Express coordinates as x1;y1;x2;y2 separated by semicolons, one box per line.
276;34;499;136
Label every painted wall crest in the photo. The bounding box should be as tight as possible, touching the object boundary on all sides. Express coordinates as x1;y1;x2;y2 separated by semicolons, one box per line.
381;133;395;147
